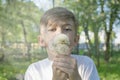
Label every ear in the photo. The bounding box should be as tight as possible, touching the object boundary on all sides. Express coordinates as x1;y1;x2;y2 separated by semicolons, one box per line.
38;35;46;47
74;35;79;46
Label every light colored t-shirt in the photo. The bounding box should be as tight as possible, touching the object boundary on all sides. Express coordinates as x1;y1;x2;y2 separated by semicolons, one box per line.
24;55;100;80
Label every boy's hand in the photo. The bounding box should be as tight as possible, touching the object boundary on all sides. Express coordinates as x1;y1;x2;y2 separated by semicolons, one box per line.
52;66;68;80
52;54;82;80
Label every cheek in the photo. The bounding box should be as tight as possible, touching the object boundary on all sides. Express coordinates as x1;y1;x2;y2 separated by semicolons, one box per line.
68;34;75;46
67;30;76;43
45;34;55;46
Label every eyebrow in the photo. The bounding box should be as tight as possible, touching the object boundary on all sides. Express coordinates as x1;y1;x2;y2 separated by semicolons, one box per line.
47;21;73;28
47;23;57;28
62;24;73;28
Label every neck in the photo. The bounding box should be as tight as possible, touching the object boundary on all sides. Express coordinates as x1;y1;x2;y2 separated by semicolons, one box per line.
48;54;55;61
47;49;57;61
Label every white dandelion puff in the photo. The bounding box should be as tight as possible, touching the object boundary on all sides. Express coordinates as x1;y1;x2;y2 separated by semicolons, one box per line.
49;34;70;55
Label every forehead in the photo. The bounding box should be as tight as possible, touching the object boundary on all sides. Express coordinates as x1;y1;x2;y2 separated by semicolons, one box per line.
47;19;75;28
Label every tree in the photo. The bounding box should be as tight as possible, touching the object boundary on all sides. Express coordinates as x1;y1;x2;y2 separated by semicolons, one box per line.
0;0;42;59
100;0;120;62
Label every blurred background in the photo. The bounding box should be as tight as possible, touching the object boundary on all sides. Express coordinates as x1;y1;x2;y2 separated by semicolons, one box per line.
0;0;120;80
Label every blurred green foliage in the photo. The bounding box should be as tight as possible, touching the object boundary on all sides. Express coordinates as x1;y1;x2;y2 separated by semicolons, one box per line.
0;0;120;80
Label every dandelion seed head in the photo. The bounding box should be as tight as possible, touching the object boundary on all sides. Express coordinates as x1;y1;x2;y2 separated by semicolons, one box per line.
49;34;70;55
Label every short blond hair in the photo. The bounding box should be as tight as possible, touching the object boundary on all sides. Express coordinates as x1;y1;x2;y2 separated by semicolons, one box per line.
40;7;79;34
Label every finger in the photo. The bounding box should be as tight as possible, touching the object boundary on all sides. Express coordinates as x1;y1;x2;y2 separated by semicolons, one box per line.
56;54;70;57
54;58;70;65
61;71;69;79
56;66;74;76
54;56;77;68
54;68;68;79
54;61;72;69
56;69;61;74
54;55;70;62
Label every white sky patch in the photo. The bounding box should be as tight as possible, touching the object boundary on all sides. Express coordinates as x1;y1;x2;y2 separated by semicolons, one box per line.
113;25;120;44
32;0;52;11
79;31;86;43
79;31;94;43
99;30;105;43
114;32;120;44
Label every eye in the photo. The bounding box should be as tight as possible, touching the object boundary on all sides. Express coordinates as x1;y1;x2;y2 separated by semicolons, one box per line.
64;27;72;31
48;28;56;32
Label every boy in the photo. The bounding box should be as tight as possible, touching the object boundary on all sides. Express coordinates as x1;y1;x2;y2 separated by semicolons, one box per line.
25;7;100;80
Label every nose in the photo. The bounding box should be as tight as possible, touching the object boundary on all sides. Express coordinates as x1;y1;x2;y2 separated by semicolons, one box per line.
55;27;63;35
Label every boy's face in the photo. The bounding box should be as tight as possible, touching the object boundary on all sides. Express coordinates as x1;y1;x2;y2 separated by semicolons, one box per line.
39;19;79;58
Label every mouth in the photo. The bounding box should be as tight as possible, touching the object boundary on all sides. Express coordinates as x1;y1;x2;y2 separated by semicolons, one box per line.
60;40;66;44
51;34;71;45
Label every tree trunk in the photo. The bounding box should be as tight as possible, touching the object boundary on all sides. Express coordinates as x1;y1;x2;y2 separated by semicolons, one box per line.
21;21;31;59
0;27;5;61
1;28;6;49
104;17;114;62
94;25;100;67
0;49;4;62
104;32;111;62
52;0;55;7
100;0;118;62
104;3;118;62
83;23;92;57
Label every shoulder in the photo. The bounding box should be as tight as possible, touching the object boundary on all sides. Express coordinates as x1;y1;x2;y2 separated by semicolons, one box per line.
25;58;53;80
72;55;100;80
28;58;49;70
24;58;50;80
71;54;94;66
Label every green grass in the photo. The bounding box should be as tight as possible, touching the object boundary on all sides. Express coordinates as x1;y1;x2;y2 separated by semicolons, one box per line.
98;63;120;80
96;51;120;80
0;48;48;80
0;49;120;80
